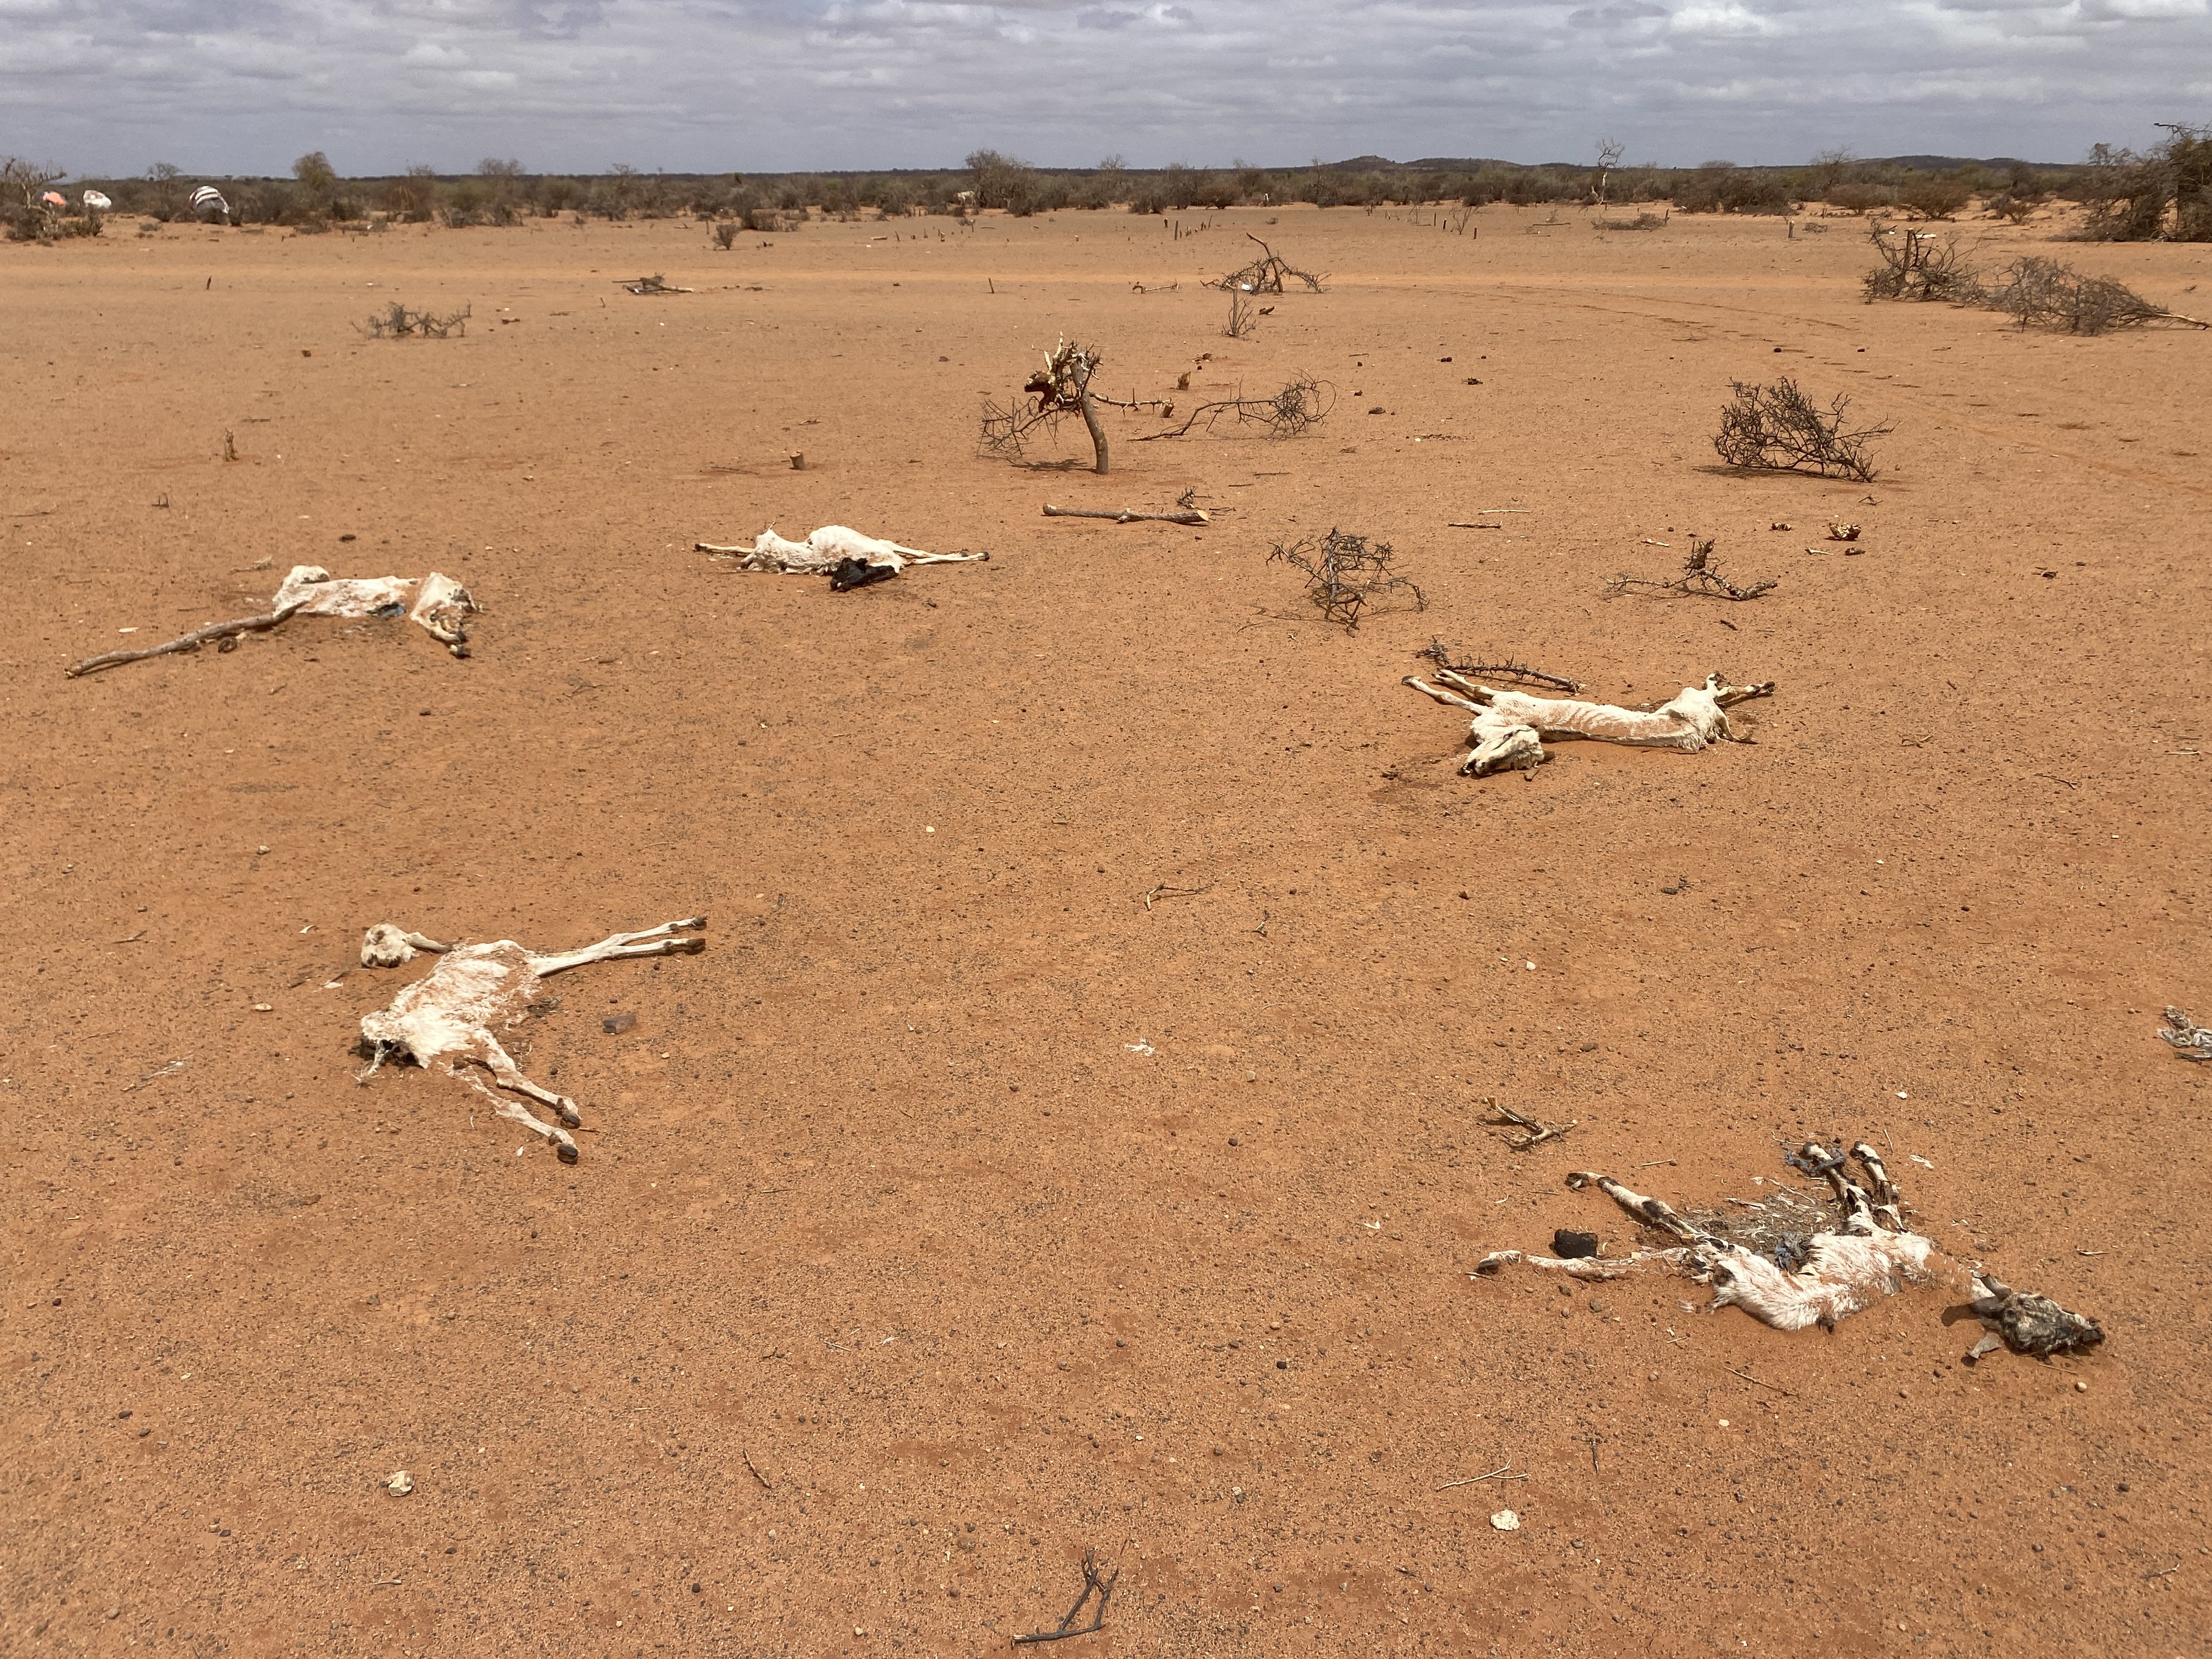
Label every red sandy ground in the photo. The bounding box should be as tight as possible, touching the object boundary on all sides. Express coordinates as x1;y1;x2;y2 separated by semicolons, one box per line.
3;202;2208;1658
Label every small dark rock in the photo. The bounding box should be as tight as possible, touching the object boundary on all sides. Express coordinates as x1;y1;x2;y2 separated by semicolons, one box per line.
1553;1229;1601;1260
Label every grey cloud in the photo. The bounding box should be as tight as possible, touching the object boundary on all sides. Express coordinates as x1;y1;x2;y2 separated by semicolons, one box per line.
2;0;2207;176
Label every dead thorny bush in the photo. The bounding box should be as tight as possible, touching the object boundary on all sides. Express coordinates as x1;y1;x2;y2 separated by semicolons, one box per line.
1861;221;1979;302
1984;256;2199;335
1206;233;1325;293
1225;287;1257;339
357;301;472;338
1414;641;1580;692
1271;529;1425;631
1714;378;1889;482
1605;536;1777;601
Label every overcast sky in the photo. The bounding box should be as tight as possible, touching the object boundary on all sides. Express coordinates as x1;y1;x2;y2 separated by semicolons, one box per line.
3;1;2206;179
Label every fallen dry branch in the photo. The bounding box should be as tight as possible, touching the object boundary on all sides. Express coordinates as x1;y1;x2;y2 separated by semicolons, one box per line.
1985;256;2205;334
1134;374;1334;442
1271;528;1425;631
1206;233;1326;294
1013;1549;1118;1646
1413;640;1581;693
620;273;692;295
1489;1102;1577;1150
1714;378;1889;481
1605;537;1777;601
66;603;306;677
1474;1144;2104;1359
1043;504;1209;525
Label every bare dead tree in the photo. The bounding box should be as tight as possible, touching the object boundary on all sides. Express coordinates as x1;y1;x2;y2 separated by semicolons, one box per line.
1135;373;1334;442
1206;233;1325;293
1713;379;1889;482
358;301;472;338
1593;137;1626;207
980;337;1119;475
1271;528;1425;631
1605;536;1777;601
1413;640;1581;693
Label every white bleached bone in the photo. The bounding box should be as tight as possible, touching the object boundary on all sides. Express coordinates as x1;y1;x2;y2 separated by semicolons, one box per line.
1405;668;1774;776
1476;1144;2103;1358
356;916;706;1163
696;526;988;575
2158;1007;2212;1060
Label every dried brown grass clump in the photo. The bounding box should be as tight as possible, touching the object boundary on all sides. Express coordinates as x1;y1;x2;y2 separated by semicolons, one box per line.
357;302;472;338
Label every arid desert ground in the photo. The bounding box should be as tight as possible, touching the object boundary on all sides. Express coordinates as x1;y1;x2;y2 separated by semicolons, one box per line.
4;203;2210;1657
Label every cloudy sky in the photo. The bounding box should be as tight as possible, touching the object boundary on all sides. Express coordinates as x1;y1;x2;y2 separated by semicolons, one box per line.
3;1;2207;178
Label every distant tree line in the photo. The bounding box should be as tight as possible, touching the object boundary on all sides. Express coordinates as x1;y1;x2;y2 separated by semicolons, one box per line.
15;128;2206;241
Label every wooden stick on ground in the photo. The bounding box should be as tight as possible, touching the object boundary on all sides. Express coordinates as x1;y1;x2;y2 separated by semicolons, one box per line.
1043;504;1210;526
65;603;304;678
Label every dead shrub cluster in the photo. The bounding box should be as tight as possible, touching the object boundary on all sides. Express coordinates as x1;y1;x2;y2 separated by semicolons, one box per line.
357;302;472;338
1860;222;2203;334
1269;529;1425;631
1714;379;1890;482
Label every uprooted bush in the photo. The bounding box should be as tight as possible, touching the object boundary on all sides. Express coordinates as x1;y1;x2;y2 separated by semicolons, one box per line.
1714;379;1891;482
358;302;472;338
1270;529;1425;631
1984;258;2199;334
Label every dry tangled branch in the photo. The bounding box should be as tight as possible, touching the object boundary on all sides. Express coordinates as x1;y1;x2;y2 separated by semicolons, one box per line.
1135;373;1334;442
620;273;693;295
1714;379;1889;481
1861;222;1980;302
358;302;472;338
981;337;1116;474
1206;233;1325;293
1413;640;1581;693
1985;257;2204;334
1225;287;1258;339
1605;536;1777;601
1271;528;1425;631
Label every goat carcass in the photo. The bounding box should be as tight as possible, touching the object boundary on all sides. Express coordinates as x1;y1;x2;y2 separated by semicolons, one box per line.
697;526;988;577
1476;1143;2103;1359
1405;668;1774;775
356;916;706;1163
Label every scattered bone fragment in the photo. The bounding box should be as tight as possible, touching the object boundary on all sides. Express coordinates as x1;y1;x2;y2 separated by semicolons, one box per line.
354;916;706;1163
697;526;988;578
1405;668;1774;776
1475;1144;2103;1358
385;1471;414;1497
2158;1007;2212;1060
1827;522;1862;541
